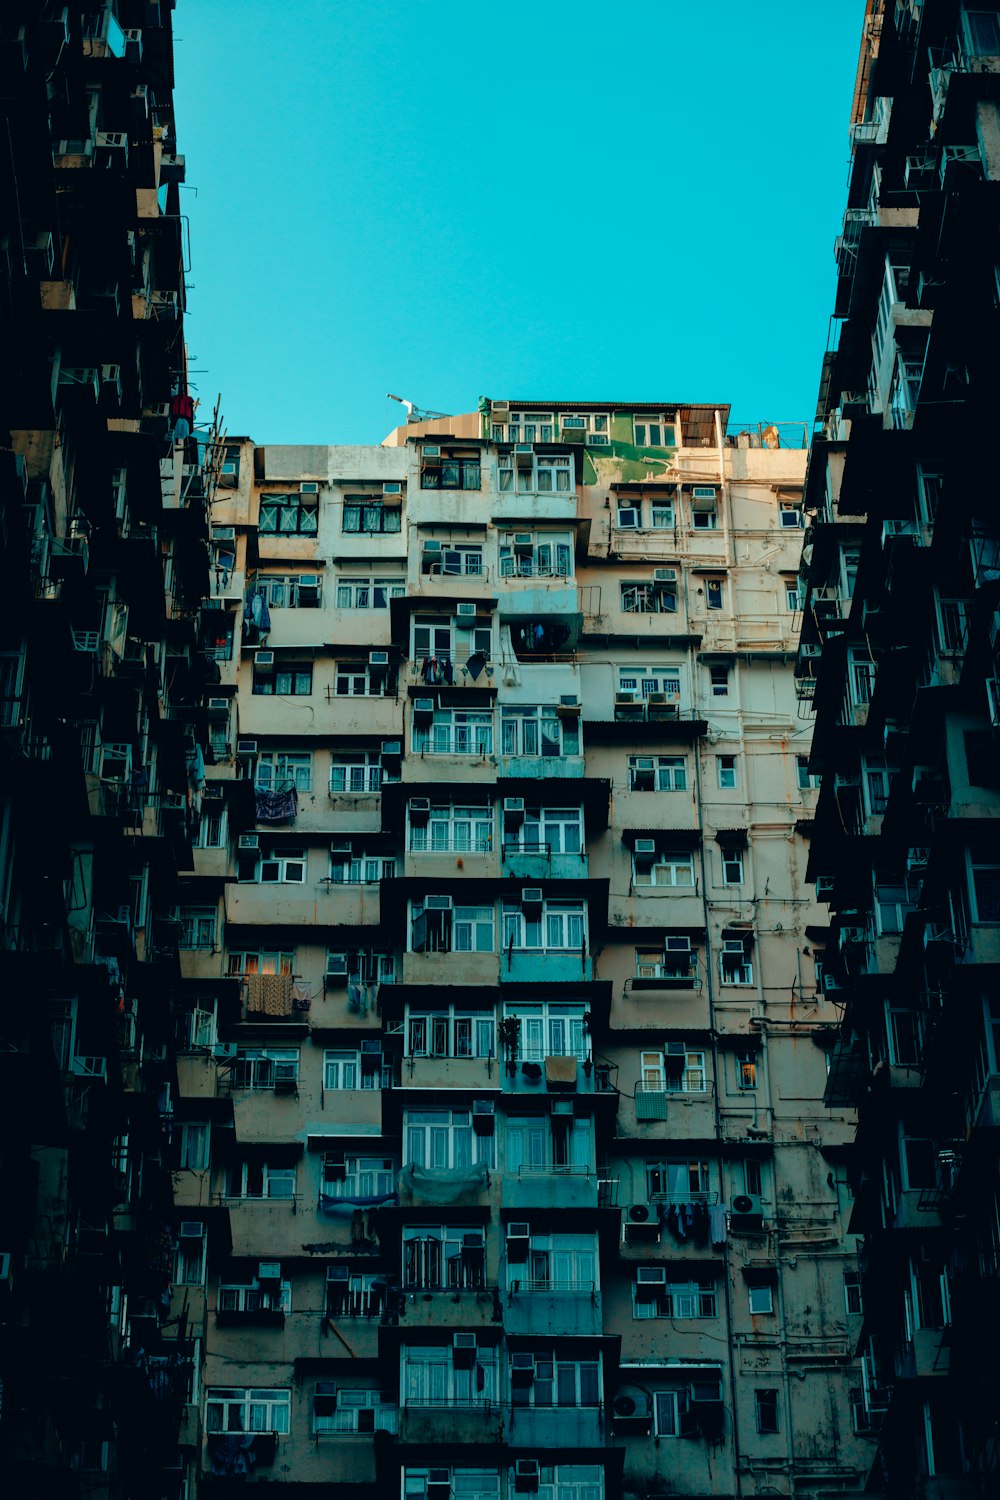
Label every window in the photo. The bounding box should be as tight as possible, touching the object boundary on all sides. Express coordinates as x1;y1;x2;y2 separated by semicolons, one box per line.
797;756;821;790
410;804;493;854
342;496;401;533
508;1232;597;1288
324;1049;382;1090
313;1385;397;1433
218;1280;291;1315
504;411;555;443
970;859;1000;922
616;500;642;529
335;575;405;608
703;578;724;611
329;851;396;883
720;941;753;984
636;941;697;982
497;453;572;493
402;1226;486;1290
499;532;573;578
633;849;695;887
559;411;609;442
257;574;322;608
175;1001;216;1050
404;1110;494;1170
174;1226;206;1285
260;493;318;535
335;663;388;697
413;710;494;757
501;705;580;758
0;645;24;727
232;1049;299;1090
227;950;294;976
509;1356;600;1410
850;649;876;706
646;1160;711;1199
634;414;675;447
194;806;227;848
513;806;583;854
413;616;493;664
754;1389;779;1435
501;900;587;951
430;544;484;576
224;1160;296;1199
330;752;382;794
407;1010;496;1059
651;496;675;527
748;1282;775;1315
506;1116;593;1172
251;847;306;884
321;1155;395;1201
779;504;803;528
743;1159;763;1196
206;1388;290;1434
410;901;495;954
634;1278;718;1320
254;752;311;793
692;504;718;529
717;755;737;789
420;454;482;489
405;1470;500;1500
845;1270;864;1316
665;1049;707;1093
621;580;677;614
966;8;1000;54
721;848;744;885
402;1344;497;1406
179;1122;210;1170
737;1054;757;1090
786;583;803;612
618;667;682;700
325;1268;386;1318
504;1002;588;1062
709;665;730;697
654;1389;697;1437
629;755;686;791
179;907;216;949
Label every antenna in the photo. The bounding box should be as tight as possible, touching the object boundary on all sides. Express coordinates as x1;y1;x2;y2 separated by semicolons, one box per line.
386;393;451;423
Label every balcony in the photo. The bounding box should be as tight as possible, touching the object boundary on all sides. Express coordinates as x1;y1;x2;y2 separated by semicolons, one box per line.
398;1401;500;1446
503;951;593;983
506;1407;603;1448
505;1280;602;1337
502;1164;600;1211
501;845;589;882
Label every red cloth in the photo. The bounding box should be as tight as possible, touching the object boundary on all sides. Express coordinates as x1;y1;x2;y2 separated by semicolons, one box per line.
170;393;195;422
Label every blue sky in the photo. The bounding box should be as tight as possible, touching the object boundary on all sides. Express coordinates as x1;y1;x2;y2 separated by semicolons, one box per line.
173;2;864;446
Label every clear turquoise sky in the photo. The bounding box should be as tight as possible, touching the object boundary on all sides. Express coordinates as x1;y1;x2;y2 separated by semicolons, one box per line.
173;1;864;445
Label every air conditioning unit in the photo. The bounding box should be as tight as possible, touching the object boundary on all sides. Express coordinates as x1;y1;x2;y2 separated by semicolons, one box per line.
665;936;691;953
202;597;224;611
236;739;258;757
369;650;389;668
617;507;640;528
452;1332;477;1367
556;695;580;717
178;1221;205;1240
472;1099;495;1135
634;838;657;857
325;954;348;982
422;540;442;554
413;697;435;723
510;1352;535;1385
456;602;477;619
615;691;637;705
300;483;319;494
297;574;321;595
381;739;402;761
425;895;453;912
635;1265;666;1301
254;650;275;669
507;1222;530;1261
521;887;543;912
258;1261;281;1282
409;797;431;822
627;1203;655;1226
212;526;236;542
515;1459;540;1493
207;697;229;717
730;1193;764;1231
383;482;403;496
503;797;524;823
653;567;677;584
330;840;352;854
514;533;533;554
273;1063;298;1092
423;445;441;458
491;403;510;420
238;835;259;851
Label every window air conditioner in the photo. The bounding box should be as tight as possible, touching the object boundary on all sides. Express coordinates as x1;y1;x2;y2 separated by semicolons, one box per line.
238;835;259;851
236;739;258;757
653;568;677;584
254;651;275;671
730;1193;764;1230
456;602;477;619
381;739;401;760
635;1265;666;1300
258;1261;281;1281
510;1352;535;1385
425;895;453;912
413;697;435;722
615;691;637;705
207;697;229;716
409;798;431;821
452;1332;477;1367
521;887;543;911
325;954;348;981
633;839;657;860
300;483;319;494
515;1459;540;1493
665;936;691;953
514;533;533;554
383;482;403;495
212;526;236;541
297;574;321;591
503;797;524;822
178;1221;205;1240
423;445;441;458
472;1099;495;1135
557;695;580;716
273;1063;297;1092
330;840;352;854
507;1223;530;1261
369;650;389;668
422;540;442;554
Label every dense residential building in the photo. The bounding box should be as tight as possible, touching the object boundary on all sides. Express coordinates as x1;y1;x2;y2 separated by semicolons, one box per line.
800;2;1000;1497
0;4;217;1494
156;401;875;1500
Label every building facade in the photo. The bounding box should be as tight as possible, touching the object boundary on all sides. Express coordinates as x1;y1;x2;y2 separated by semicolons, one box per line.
800;2;1000;1497
162;403;873;1500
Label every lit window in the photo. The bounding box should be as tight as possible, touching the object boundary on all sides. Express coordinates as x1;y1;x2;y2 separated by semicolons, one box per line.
706;579;724;610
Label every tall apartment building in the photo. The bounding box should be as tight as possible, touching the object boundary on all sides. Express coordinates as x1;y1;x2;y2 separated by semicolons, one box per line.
0;4;217;1495
799;2;1000;1496
166;403;875;1500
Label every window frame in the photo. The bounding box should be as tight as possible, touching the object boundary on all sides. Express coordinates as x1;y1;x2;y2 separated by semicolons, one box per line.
205;1387;291;1434
259;493;319;536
